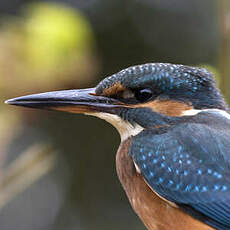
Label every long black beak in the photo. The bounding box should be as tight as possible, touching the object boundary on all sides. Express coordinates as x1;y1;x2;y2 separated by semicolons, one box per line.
5;88;123;114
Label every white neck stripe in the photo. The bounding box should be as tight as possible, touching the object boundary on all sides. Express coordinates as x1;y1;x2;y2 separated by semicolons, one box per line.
86;109;230;142
85;112;144;142
183;108;230;119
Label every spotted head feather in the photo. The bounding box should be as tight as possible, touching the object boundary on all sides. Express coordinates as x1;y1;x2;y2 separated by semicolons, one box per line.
96;63;227;110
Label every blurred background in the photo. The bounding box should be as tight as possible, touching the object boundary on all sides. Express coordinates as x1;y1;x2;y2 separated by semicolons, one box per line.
0;0;230;229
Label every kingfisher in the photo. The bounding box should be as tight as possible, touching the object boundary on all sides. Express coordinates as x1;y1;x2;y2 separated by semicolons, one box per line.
5;63;230;230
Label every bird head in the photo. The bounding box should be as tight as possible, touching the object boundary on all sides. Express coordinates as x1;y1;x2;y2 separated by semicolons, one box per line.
5;63;227;141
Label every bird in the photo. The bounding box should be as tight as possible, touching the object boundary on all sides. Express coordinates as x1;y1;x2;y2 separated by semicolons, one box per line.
5;63;230;230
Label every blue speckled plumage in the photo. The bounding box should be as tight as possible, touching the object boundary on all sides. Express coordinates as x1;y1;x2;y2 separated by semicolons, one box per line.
96;63;227;110
96;63;210;93
130;110;230;230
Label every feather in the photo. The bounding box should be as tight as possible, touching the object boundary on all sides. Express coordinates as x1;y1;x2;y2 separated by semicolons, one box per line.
130;111;230;230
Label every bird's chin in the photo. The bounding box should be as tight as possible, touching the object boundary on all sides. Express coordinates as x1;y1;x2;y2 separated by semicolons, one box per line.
5;88;124;115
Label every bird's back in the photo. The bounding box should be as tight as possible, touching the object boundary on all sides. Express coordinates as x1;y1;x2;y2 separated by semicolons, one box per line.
116;137;214;230
126;110;230;230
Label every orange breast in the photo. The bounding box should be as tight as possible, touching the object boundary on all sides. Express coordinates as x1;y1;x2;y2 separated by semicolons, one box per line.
116;138;214;230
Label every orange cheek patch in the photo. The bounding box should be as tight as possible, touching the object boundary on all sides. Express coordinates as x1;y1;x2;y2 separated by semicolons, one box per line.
101;82;126;97
131;99;193;116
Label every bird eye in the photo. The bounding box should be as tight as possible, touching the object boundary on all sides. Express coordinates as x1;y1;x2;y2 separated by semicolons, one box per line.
134;88;153;102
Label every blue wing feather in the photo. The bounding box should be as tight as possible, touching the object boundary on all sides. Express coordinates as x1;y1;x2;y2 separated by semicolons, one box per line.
130;112;230;230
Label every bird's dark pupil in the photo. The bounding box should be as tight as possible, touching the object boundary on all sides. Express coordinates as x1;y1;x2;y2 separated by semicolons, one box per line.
135;88;153;102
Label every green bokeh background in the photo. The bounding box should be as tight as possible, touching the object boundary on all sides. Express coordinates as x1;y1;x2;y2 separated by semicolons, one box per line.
0;1;230;230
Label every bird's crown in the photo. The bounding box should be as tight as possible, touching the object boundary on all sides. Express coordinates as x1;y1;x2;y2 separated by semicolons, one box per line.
95;63;226;111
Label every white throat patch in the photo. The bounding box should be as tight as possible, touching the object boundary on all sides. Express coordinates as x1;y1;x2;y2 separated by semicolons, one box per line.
86;112;144;142
182;108;230;119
